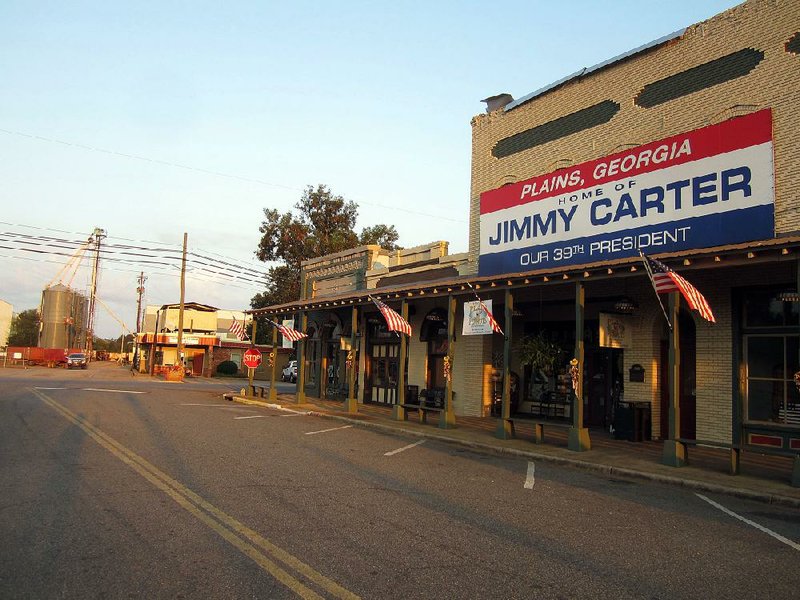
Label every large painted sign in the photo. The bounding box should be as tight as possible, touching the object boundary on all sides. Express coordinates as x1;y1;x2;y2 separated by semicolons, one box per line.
479;109;775;276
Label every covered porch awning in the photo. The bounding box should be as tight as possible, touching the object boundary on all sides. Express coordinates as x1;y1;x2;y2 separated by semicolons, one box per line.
248;235;800;316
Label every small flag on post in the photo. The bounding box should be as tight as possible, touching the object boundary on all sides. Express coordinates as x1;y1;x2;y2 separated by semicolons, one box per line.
268;319;308;342
228;318;249;341
642;254;716;323
370;296;412;336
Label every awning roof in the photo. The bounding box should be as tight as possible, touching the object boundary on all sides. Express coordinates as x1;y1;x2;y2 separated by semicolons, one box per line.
248;236;800;316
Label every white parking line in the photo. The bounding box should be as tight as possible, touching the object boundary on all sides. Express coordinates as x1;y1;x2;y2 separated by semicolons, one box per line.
384;440;425;456
524;461;535;489
696;493;800;551
305;425;353;436
234;415;267;420
35;387;67;390
180;403;247;407
83;388;146;394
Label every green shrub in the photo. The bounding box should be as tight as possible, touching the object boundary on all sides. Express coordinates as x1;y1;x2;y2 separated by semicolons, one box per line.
216;360;239;375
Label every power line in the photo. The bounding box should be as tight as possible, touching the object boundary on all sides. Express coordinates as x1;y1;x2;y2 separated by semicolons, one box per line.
0;129;468;224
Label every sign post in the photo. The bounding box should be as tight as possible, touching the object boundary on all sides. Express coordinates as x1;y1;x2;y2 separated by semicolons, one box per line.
243;348;262;396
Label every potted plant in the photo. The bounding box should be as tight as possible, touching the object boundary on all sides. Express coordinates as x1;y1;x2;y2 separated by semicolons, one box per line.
516;332;564;377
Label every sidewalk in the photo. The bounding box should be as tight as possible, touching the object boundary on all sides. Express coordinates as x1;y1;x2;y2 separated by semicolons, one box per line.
231;392;800;508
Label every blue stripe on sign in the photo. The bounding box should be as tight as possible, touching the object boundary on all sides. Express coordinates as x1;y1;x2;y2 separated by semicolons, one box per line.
478;205;774;276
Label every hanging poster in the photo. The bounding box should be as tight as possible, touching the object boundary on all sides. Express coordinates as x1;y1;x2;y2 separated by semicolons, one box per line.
462;300;495;335
282;319;295;349
599;312;632;348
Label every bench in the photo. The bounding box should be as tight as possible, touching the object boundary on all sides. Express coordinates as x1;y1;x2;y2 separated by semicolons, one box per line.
399;403;445;425
500;415;571;443
676;438;740;474
249;384;270;398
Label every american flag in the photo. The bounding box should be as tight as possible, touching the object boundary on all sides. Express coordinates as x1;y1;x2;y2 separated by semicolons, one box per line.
643;255;716;323
370;297;412;336
270;320;308;342
479;299;504;335
228;318;249;341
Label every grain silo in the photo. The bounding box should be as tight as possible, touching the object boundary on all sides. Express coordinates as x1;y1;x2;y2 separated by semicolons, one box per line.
39;284;88;349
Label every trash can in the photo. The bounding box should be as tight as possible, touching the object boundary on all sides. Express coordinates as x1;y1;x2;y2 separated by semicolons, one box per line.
630;401;652;442
613;402;634;441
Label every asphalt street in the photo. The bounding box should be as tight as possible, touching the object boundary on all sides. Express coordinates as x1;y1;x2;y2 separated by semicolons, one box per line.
1;363;799;599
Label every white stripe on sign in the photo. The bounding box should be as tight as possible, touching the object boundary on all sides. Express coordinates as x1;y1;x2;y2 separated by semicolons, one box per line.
83;388;146;394
524;461;535;489
696;493;800;551
384;440;425;456
234;415;267;420
305;425;353;436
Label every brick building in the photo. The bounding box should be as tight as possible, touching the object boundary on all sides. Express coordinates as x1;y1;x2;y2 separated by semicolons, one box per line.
254;0;800;467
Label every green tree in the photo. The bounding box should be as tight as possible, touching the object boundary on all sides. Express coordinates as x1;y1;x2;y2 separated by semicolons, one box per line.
7;309;39;347
252;184;400;329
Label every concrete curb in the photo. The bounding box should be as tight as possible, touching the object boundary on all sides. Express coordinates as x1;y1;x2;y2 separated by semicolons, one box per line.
229;395;800;509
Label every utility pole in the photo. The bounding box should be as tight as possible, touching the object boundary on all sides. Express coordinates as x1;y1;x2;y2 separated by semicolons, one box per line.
85;227;106;359
176;233;187;377
135;272;146;333
132;272;146;371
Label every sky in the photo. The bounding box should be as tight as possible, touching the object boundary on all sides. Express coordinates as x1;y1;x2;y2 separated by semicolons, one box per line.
0;0;739;338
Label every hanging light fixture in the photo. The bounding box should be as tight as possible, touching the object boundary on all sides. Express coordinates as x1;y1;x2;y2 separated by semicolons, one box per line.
614;297;638;314
777;290;800;302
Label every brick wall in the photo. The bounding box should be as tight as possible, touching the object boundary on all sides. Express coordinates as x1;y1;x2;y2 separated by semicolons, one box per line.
470;0;800;267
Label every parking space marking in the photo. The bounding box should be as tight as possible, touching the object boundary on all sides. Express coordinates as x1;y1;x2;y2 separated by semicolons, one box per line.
524;461;535;489
305;425;353;436
696;493;800;551
35;387;67;390
234;415;267;420
384;440;425;456
83;388;146;394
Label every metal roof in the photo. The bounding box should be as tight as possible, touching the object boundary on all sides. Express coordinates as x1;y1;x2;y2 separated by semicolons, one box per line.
504;28;686;113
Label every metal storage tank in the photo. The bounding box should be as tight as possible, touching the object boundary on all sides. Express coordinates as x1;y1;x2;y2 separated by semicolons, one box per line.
39;284;88;349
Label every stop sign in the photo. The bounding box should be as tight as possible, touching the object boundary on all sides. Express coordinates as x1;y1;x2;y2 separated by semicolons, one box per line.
242;348;262;369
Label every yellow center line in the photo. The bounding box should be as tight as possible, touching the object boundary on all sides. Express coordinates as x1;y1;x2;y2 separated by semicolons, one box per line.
32;388;359;600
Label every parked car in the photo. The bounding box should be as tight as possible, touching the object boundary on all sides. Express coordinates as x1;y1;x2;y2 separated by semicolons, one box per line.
281;360;297;383
66;353;88;369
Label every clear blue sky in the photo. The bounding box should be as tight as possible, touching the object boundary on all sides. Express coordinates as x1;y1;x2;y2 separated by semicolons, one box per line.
0;0;739;338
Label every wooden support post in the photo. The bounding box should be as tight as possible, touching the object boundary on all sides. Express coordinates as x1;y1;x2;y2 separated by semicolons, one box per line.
345;305;359;413
496;288;514;439
663;292;687;467
392;301;409;421
440;294;457;429
268;322;279;402
296;312;307;404
533;423;544;444
568;281;591;452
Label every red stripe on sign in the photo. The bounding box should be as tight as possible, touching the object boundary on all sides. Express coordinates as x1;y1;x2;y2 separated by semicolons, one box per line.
789;439;800;450
480;108;772;215
748;434;783;448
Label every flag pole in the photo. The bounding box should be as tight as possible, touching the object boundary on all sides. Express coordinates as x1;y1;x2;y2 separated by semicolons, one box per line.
639;250;672;330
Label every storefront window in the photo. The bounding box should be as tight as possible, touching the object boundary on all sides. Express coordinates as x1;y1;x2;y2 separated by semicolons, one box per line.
741;287;800;425
744;290;799;327
745;335;799;424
